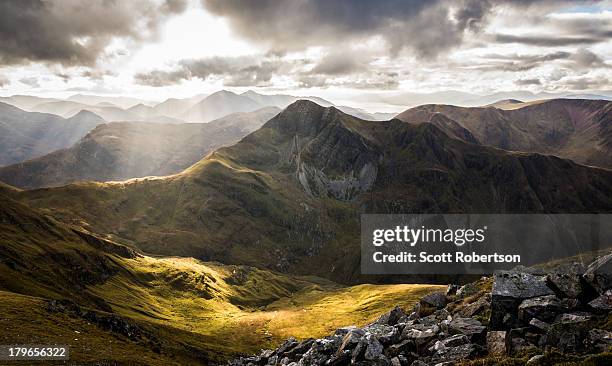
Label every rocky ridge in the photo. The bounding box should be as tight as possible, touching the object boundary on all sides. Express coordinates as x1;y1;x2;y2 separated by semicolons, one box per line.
227;253;612;365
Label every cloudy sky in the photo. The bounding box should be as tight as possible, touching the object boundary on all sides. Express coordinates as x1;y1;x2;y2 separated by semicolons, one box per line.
0;0;610;107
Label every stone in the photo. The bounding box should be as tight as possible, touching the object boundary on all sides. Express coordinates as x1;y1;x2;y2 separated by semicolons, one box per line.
526;354;544;365
374;306;407;326
364;324;400;345
364;335;384;360
276;337;299;356
457;283;479;298
518;295;565;323
490;271;554;330
439;334;469;348
447;317;486;342
385;339;414;357
528;318;550;332
420;292;448;309
587;329;612;353
546;272;583;299
583;252;612;295
337;329;364;354
390;357;402;366
486;331;507;356
327;350;350;366
431;344;482;363
543;313;591;353
446;284;459;297
458;295;490;318
409;361;428;366
588;289;612;311
492;271;554;299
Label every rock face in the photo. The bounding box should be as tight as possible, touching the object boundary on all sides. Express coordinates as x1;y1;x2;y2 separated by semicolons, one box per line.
227;254;612;366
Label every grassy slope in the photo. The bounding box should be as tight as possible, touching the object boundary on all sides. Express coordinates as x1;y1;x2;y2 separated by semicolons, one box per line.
0;193;442;363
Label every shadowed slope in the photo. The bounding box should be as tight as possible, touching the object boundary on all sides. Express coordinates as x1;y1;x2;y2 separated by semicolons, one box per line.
397;99;612;169
0;107;280;189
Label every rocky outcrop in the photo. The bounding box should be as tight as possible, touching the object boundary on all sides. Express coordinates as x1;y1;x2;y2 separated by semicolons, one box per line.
227;253;612;365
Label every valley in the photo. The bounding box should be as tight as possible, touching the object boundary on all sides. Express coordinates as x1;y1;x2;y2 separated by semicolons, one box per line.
0;192;441;364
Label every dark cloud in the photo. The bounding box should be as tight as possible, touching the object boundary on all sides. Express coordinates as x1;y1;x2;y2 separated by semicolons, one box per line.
200;0;593;59
201;0;507;59
515;78;542;86
134;55;293;87
0;0;187;66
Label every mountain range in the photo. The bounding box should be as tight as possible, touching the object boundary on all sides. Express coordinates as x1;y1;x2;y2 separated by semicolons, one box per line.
0;103;105;166
9;100;612;283
398;99;612;169
0;107;280;189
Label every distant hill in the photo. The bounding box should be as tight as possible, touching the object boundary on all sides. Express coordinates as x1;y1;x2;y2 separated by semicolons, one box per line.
0;107;280;189
397;99;612;169
0;103;105;166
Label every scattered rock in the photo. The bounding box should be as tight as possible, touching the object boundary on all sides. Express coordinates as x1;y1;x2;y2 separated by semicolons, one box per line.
526;354;544;365
588;289;612;311
420;292;448;309
486;331;506;355
583;252;612;294
518;295;565;323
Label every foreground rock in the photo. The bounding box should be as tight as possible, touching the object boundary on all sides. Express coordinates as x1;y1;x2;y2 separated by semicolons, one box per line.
226;254;612;365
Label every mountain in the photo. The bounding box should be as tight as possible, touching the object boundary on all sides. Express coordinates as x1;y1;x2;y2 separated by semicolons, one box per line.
66;94;154;109
397;99;612;169
0;189;437;364
16;101;612;283
147;94;208;120
0;95;60;110
0;103;105;166
0;107;280;189
181;90;265;122
485;99;524;109
241;90;334;108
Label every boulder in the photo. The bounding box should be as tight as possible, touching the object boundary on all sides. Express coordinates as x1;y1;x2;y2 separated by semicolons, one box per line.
528;318;550;333
458;295;490;318
490;271;553;330
420;292;448;309
486;331;507;356
374;306;407;326
385;339;414;357
518;295;565;323
588;289;612;311
586;329;612;353
457;283;479;298
542;313;591;353
364;324;400;345
583;252;612;295
364;335;385;361
431;343;482;363
546;272;583;299
446;284;460;297
447;317;486;343
438;334;469;348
